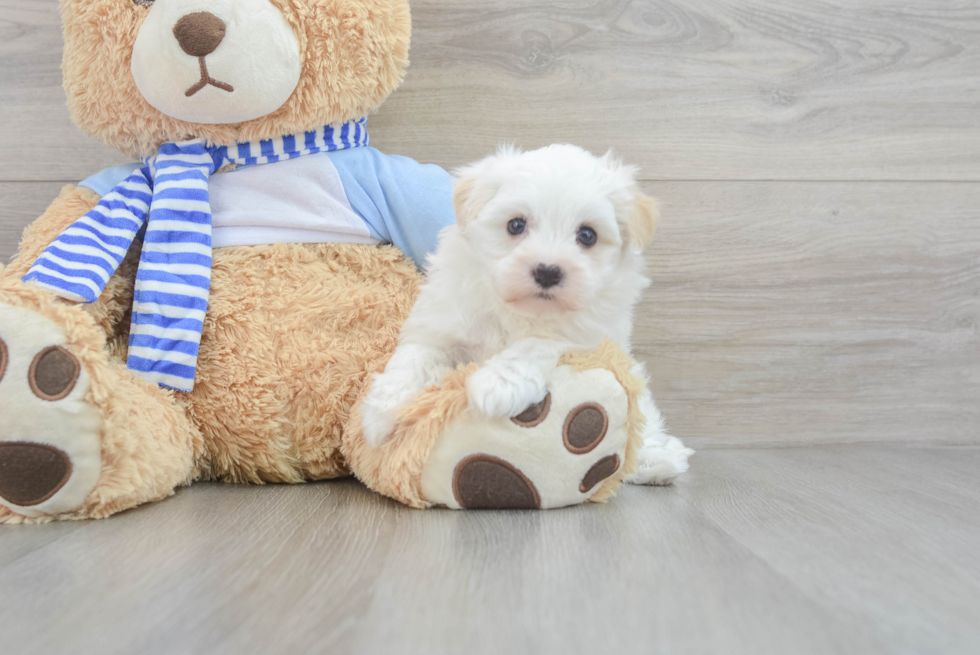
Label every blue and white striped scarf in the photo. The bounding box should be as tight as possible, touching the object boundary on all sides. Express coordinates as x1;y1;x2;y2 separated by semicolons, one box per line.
24;118;369;392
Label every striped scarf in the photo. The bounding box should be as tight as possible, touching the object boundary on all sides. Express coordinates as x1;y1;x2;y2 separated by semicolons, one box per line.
24;118;369;392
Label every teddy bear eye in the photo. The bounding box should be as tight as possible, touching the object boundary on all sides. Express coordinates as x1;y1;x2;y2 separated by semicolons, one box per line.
133;0;155;7
507;218;526;236
577;226;598;248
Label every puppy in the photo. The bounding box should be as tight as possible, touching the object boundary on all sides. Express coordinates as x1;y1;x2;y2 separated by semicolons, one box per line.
361;145;692;485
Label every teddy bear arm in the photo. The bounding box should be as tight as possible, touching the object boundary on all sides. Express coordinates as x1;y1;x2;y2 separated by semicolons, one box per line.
4;185;139;345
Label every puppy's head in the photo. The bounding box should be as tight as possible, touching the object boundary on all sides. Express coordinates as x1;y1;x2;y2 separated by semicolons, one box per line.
453;145;658;318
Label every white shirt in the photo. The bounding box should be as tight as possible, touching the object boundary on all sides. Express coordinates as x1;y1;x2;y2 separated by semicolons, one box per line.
207;153;381;248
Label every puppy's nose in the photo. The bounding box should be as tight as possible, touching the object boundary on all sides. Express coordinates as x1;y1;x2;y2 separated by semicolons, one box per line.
533;264;563;289
173;12;227;58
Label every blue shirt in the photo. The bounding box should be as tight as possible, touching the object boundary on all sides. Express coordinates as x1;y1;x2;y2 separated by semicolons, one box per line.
79;147;456;269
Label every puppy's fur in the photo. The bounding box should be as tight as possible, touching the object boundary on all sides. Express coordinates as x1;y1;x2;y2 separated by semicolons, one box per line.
362;145;692;484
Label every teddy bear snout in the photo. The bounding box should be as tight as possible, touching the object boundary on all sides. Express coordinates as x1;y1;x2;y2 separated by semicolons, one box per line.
173;11;227;58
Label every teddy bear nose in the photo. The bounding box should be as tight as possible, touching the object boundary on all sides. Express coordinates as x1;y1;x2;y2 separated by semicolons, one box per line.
173;11;227;58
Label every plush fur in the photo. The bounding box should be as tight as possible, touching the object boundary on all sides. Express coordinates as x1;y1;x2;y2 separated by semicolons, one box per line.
2;239;420;523
62;0;410;158
0;275;200;522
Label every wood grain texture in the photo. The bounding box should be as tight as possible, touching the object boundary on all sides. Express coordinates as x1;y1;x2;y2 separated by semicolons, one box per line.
679;447;980;655
1;447;978;655
0;1;129;180
373;0;980;180
2;1;980;181
0;182;67;264
640;181;980;448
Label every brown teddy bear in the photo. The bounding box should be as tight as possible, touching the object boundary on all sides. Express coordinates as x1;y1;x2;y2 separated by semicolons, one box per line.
0;0;644;522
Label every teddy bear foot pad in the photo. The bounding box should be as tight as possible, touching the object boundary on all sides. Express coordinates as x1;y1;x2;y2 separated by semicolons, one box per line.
421;365;631;510
0;302;102;518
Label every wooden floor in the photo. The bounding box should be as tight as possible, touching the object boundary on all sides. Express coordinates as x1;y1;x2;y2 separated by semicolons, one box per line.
1;448;978;655
2;1;979;653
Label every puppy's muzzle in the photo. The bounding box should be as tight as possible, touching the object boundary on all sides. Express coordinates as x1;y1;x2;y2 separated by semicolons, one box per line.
533;264;563;290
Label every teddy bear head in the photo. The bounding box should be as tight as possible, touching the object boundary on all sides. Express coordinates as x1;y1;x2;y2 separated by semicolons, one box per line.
61;0;411;159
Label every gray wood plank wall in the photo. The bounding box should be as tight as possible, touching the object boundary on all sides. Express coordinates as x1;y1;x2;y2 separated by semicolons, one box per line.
1;0;977;448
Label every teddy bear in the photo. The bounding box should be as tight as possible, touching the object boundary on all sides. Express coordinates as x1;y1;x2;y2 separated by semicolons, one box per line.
0;0;651;522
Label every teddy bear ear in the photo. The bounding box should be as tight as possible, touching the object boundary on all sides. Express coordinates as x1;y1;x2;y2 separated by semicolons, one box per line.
628;191;660;251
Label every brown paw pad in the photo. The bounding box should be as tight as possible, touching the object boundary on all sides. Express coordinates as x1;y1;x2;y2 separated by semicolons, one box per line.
511;392;551;427
0;337;7;384
580;454;621;493
563;402;609;454
29;346;80;401
453;454;541;509
0;442;73;507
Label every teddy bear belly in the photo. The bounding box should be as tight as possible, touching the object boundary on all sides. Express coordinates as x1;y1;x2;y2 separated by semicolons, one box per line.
176;241;421;484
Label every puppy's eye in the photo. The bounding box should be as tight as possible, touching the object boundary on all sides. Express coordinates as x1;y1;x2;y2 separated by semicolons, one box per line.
507;217;526;236
577;226;598;248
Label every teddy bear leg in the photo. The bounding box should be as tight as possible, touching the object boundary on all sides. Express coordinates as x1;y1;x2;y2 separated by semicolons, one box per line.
418;362;637;509
0;279;201;522
346;340;645;510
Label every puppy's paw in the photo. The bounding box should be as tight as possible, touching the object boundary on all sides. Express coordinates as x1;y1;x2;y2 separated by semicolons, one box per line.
467;361;548;418
361;375;407;448
361;402;399;448
627;435;694;486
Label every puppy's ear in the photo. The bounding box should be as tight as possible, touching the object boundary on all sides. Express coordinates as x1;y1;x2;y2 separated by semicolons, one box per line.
452;176;480;227
628;191;660;251
454;146;521;228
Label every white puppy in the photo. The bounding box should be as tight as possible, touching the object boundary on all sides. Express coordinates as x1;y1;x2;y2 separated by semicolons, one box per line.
361;144;692;485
